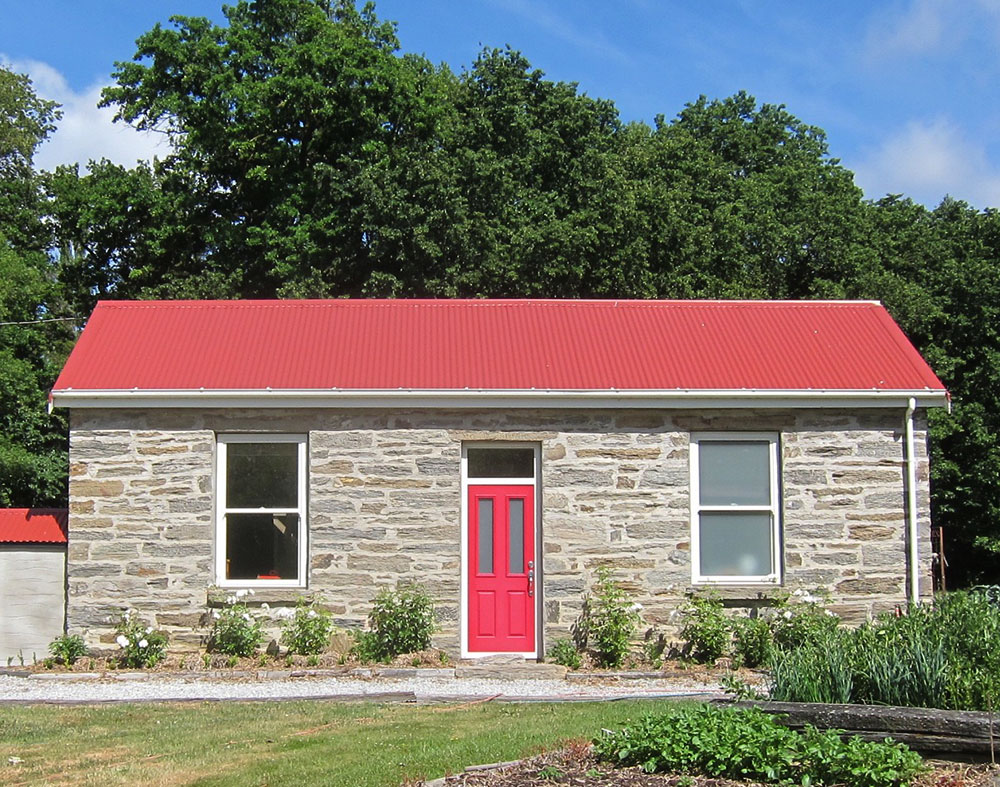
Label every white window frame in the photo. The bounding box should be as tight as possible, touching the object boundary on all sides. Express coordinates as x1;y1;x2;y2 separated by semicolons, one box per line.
215;433;308;589
690;432;781;585
460;441;541;660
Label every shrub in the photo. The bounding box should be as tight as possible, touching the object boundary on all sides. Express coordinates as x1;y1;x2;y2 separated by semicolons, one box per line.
678;594;730;663
593;704;924;787
352;584;434;663
114;611;168;668
731;615;773;668
210;603;263;657
48;634;87;666
281;599;334;655
770;591;840;651
580;568;642;668
546;639;582;670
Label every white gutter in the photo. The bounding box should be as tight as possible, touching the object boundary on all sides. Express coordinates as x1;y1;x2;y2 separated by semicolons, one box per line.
905;397;920;607
49;387;951;411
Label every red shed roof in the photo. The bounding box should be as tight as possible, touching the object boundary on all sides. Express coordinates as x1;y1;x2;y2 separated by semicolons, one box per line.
0;509;68;544
51;299;947;408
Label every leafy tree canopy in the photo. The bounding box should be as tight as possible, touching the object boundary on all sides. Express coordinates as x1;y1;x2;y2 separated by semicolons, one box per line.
13;0;1000;582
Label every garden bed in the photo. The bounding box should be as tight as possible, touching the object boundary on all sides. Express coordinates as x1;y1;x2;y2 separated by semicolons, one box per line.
426;745;999;786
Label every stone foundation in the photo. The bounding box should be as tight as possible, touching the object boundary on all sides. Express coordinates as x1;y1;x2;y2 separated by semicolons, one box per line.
67;407;932;654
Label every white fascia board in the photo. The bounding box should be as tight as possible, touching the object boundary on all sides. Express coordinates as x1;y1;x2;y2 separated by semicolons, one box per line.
50;388;951;410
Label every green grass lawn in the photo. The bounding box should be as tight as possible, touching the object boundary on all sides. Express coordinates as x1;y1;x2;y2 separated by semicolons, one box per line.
0;699;671;786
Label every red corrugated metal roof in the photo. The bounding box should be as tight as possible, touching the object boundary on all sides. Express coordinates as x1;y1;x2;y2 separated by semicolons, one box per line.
52;299;946;394
0;509;68;544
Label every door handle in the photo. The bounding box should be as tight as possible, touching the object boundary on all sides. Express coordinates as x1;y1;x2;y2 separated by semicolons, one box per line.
527;567;534;597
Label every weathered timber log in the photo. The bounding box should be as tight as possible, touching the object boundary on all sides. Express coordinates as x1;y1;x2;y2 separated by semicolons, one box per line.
714;700;1000;756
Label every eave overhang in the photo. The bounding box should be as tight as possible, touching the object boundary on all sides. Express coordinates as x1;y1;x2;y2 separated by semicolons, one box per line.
49;387;951;411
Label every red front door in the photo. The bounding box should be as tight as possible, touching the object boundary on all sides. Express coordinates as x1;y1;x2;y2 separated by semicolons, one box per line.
468;485;535;653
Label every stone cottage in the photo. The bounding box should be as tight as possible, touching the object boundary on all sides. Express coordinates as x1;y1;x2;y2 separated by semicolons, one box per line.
51;299;948;658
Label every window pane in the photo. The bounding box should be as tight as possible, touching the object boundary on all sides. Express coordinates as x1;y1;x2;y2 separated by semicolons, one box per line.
699;512;773;577
478;499;494;574
225;513;300;580
699;441;770;506
467;448;534;478
509;498;524;574
226;442;298;508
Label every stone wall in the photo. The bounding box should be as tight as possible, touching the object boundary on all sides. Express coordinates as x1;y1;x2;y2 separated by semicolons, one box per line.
67;407;932;654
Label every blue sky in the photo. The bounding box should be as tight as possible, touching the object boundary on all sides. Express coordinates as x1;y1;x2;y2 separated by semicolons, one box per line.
3;0;999;209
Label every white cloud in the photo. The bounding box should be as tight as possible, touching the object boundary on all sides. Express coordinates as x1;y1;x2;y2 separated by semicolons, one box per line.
2;56;170;172
851;118;1000;208
864;0;1000;59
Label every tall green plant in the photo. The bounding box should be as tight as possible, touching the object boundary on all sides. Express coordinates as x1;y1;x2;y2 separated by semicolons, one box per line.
580;567;641;668
770;633;853;704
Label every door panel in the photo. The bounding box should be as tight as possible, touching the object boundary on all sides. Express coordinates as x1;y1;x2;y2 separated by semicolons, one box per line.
468;484;535;653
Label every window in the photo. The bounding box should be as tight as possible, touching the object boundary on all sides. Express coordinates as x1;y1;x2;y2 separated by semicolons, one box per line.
690;433;780;584
216;435;307;587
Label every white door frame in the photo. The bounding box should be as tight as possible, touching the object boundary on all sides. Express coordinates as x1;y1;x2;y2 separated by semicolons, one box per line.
460;441;541;659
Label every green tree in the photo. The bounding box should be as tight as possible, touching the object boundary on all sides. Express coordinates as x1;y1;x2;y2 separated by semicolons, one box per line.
636;92;875;299
45;0;1000;585
97;0;449;299
0;65;70;506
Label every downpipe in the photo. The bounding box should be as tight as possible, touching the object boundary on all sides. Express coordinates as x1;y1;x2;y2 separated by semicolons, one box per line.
905;397;920;608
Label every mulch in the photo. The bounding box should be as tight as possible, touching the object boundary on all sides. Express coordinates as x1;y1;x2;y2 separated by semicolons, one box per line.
427;745;1000;786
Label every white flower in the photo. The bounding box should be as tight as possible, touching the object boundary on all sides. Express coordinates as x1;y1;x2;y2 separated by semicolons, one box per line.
248;589;255;595
274;607;294;620
145;626;153;634
212;610;220;619
631;603;643;612
138;639;148;649
825;609;836;617
307;609;317;618
116;635;129;648
792;589;804;597
235;589;248;599
260;603;270;610
243;613;252;622
783;610;793;619
225;595;236;605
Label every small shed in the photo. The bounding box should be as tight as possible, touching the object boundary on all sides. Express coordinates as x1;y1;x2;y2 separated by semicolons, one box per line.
0;508;67;663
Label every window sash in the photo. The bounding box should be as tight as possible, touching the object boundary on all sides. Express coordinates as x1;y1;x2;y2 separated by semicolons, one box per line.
690;433;780;584
216;434;307;588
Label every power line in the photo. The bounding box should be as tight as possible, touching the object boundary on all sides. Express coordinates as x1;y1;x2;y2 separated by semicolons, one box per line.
0;316;79;327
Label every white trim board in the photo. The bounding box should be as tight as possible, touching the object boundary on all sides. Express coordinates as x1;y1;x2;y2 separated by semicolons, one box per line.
50;388;950;411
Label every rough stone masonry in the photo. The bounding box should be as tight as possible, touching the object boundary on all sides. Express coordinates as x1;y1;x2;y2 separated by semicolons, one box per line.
66;407;931;654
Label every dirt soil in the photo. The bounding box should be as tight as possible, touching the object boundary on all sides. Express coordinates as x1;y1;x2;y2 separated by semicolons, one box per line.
17;649;754;681
429;744;1000;786
13;647;456;674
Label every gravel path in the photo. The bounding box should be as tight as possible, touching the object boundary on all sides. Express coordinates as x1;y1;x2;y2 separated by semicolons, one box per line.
0;673;723;705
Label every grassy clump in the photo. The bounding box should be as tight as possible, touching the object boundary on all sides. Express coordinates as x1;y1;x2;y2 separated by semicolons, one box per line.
771;591;1000;710
594;704;924;787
